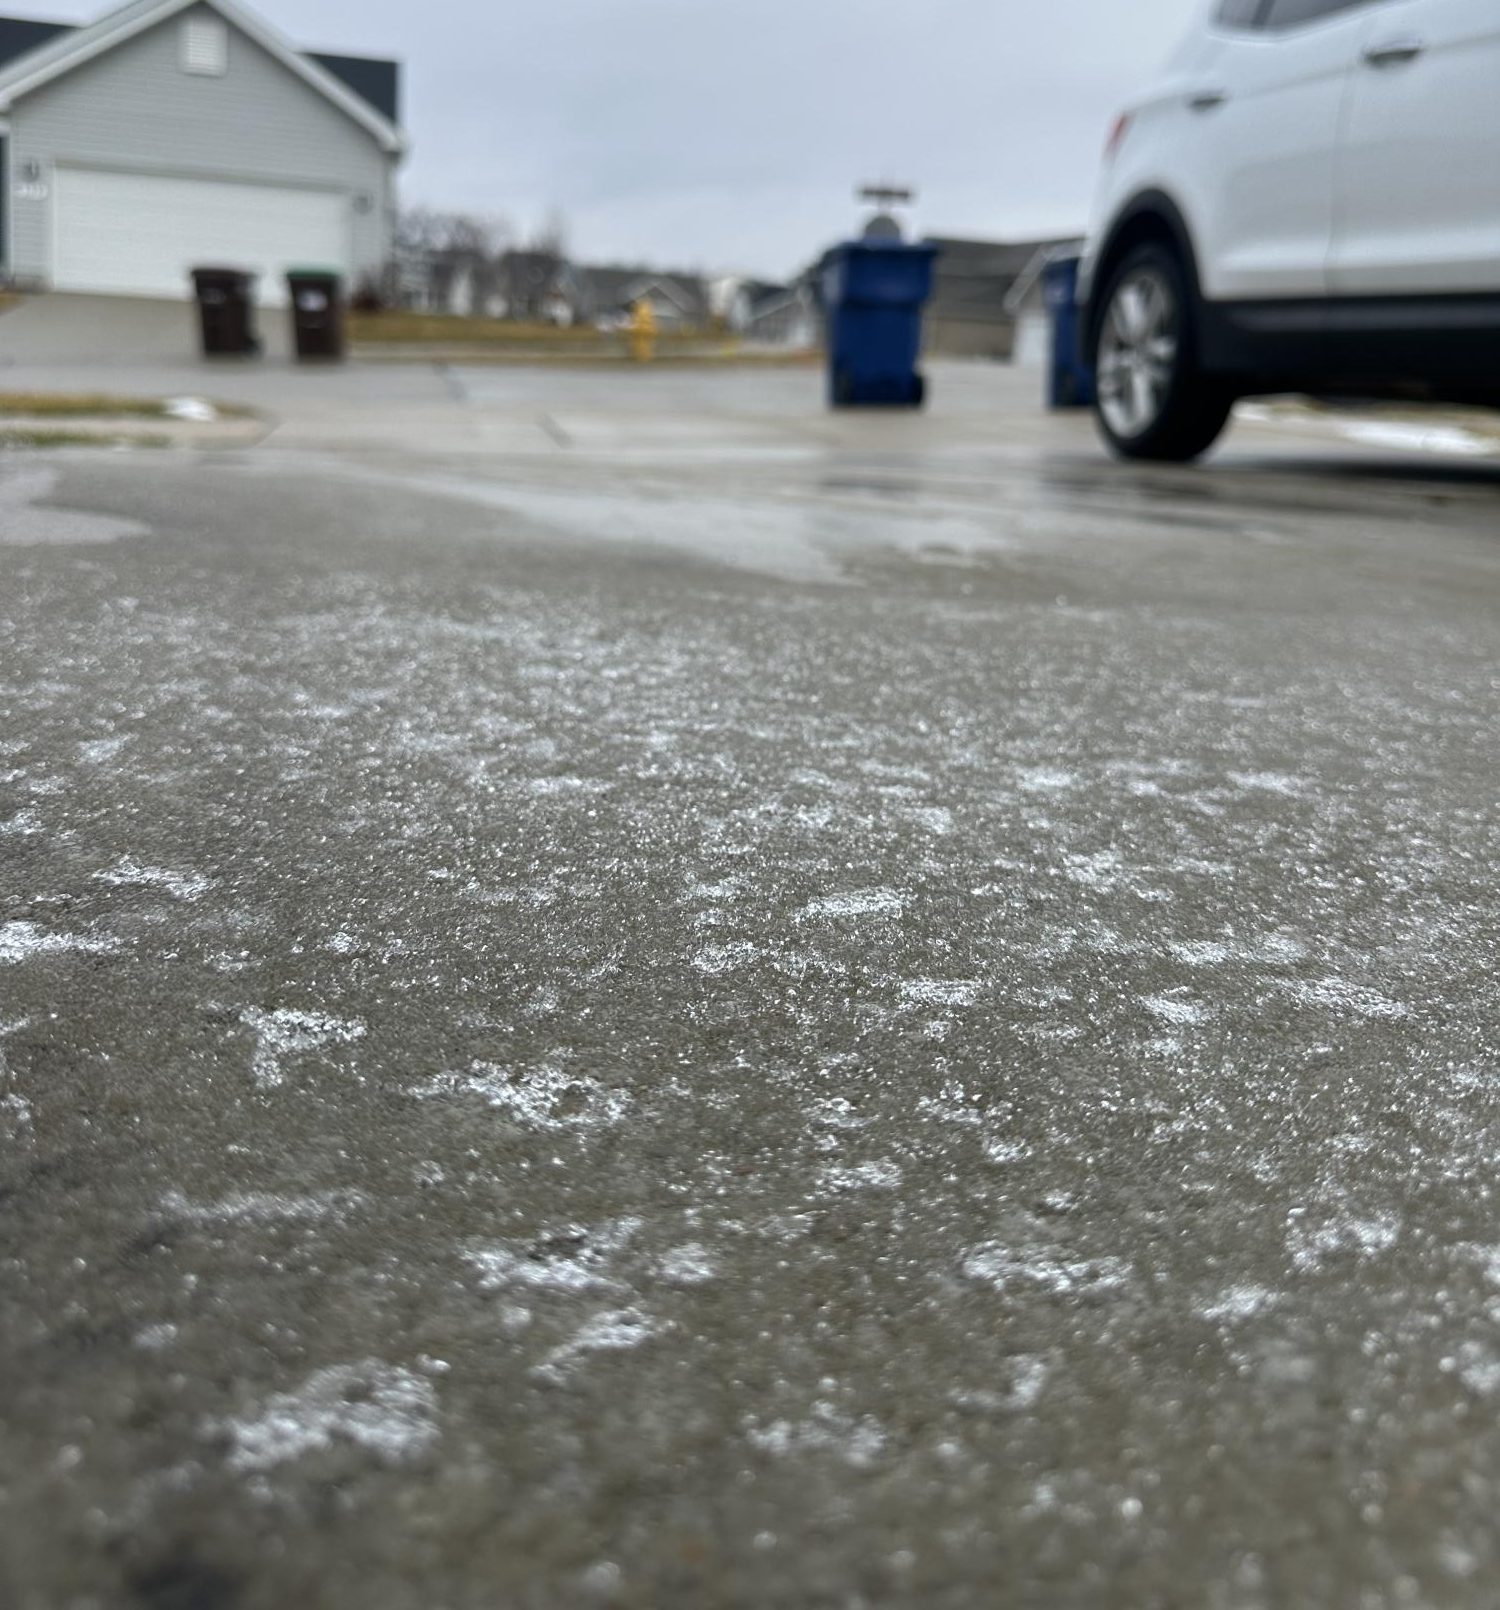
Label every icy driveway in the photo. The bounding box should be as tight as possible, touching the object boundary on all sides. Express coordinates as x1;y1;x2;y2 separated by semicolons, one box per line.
3;395;1500;1608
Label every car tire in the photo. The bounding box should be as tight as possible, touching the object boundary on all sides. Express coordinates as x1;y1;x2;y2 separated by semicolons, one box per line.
1091;243;1233;464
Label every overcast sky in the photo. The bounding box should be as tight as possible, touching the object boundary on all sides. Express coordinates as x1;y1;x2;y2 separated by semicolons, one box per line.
55;0;1200;278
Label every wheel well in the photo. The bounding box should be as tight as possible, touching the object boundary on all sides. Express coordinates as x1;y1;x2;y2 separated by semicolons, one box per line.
1085;199;1201;352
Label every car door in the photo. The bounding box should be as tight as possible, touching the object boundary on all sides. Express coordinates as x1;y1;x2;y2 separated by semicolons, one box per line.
1183;0;1377;302
1331;0;1500;294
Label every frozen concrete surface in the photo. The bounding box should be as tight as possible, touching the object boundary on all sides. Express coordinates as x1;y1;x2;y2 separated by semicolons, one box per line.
0;293;298;365
2;363;1500;1609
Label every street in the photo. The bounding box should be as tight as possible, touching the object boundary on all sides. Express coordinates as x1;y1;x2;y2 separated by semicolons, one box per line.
3;363;1500;1609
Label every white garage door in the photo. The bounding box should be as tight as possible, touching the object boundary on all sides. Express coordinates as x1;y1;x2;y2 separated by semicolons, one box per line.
53;167;351;305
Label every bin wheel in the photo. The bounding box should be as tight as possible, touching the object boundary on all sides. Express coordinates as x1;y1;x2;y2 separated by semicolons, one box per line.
833;368;855;407
910;375;927;409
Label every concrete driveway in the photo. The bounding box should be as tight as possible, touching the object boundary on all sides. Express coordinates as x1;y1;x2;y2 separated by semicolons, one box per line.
2;363;1499;1609
0;291;296;365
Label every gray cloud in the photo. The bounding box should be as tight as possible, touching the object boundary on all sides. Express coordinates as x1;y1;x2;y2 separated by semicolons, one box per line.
51;0;1201;275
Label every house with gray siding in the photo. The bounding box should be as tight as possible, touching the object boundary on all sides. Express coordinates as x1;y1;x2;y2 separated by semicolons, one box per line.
0;0;403;304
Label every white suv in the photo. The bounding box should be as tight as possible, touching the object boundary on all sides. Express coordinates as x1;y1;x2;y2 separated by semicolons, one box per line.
1080;0;1500;461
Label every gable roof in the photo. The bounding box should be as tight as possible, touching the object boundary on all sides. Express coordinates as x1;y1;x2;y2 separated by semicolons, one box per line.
306;50;399;126
574;266;709;320
923;234;1083;324
0;0;404;151
0;14;71;66
1002;238;1087;317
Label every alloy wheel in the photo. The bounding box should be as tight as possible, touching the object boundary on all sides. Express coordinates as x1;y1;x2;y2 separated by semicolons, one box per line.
1097;268;1180;440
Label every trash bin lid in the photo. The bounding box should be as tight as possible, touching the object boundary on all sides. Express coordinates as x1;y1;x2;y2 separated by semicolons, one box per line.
285;266;342;282
827;239;941;262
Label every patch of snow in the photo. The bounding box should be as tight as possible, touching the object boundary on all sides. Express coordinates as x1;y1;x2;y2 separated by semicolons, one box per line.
412;1059;628;1130
1453;1345;1500;1398
1228;771;1307;797
1171;934;1307;968
163;396;219;423
1286;978;1409;1021
241;1008;365;1090
900;979;979;1009
160;1187;368;1227
1200;1285;1281;1325
694;942;764;976
1007;1355;1051;1410
1341;420;1498;459
0;922;117;967
533;1308;659;1383
809;1098;868;1131
1289;1212;1400;1272
215;1361;438;1473
819;1160;902;1192
746;1404;887;1468
1017;768;1078;794
1;1091;33;1140
686;876;744;902
465;1218;643;1296
962;1243;1132;1300
94;857;212;901
78;736;130;765
1141;994;1211;1027
1062;851;1125;890
657;1243;718;1287
799;889;906;921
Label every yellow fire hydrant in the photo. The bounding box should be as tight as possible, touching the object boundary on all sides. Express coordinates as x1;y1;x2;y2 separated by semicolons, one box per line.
628;297;658;363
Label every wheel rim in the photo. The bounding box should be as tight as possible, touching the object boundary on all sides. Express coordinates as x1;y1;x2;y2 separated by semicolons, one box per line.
1097;268;1179;439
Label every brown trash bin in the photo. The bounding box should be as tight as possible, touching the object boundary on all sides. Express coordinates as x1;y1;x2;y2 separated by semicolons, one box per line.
190;267;260;358
286;269;346;362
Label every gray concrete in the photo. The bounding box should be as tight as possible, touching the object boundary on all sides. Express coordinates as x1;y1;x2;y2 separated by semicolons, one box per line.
2;363;1499;1610
0;292;299;364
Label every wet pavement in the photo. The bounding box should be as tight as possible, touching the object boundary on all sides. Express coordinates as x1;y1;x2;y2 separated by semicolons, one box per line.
3;366;1500;1609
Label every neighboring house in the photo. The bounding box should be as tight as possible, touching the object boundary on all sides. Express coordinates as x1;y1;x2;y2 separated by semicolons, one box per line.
499;248;574;324
1003;238;1086;370
708;274;752;332
709;274;796;337
573;266;708;332
745;282;818;350
0;0;403;305
924;235;1080;361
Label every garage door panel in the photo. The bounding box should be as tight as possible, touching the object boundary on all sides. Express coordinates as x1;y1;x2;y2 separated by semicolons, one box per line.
53;168;350;304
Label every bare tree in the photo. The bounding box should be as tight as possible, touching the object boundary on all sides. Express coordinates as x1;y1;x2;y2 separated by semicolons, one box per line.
531;208;569;260
393;208;516;315
494;210;573;323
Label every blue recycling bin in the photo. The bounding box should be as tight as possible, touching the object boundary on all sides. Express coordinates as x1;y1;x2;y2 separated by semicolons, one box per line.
1043;255;1095;410
823;240;940;409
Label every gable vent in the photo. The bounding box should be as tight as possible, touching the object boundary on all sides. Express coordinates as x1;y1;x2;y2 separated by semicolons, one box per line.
181;13;228;76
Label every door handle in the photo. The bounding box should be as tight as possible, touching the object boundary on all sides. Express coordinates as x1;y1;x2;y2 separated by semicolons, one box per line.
1188;89;1228;112
1364;38;1425;66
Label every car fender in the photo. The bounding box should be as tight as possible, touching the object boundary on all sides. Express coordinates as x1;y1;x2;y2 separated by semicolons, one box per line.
1082;188;1206;355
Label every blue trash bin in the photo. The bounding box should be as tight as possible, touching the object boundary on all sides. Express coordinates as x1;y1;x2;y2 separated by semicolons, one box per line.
1043;255;1096;410
823;240;940;409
